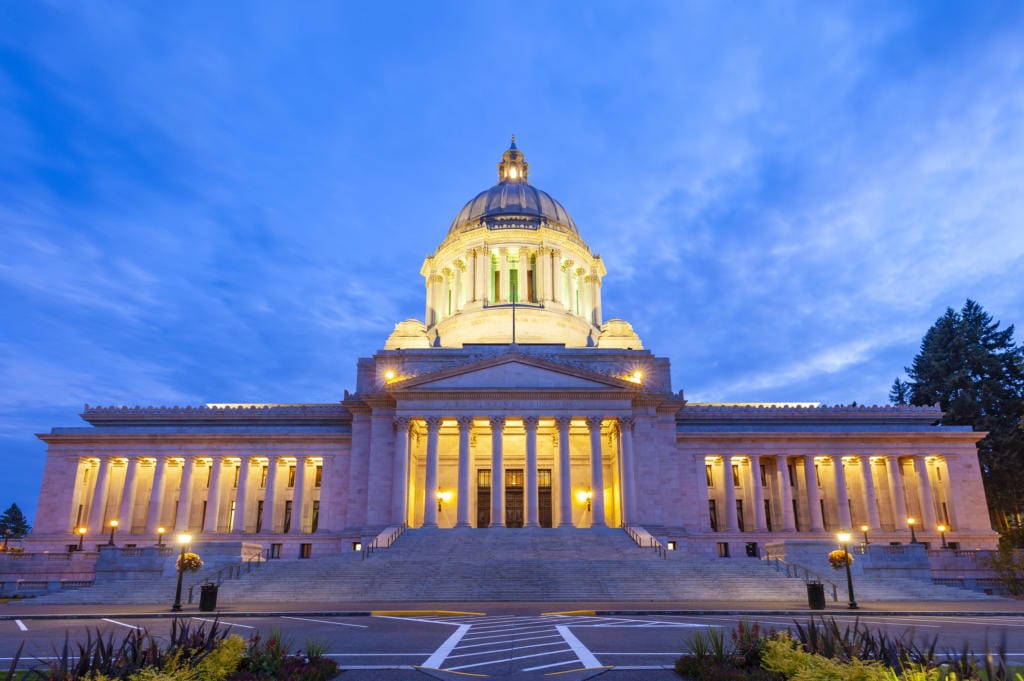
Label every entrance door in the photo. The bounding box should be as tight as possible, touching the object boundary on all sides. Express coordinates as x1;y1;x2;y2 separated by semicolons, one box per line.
538;468;552;528
476;469;491;528
505;469;524;528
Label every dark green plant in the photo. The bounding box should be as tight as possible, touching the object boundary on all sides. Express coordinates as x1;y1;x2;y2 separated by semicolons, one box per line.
0;503;31;539
792;616;938;673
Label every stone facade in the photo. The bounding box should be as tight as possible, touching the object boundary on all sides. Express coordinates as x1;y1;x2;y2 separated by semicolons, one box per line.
27;142;999;558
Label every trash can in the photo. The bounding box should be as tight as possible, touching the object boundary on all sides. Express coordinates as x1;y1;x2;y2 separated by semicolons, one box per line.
806;581;826;610
199;583;218;612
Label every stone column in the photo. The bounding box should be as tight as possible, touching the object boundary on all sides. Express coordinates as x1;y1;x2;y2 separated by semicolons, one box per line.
860;456;881;530
832;455;852;530
117;457;141;533
886;455;908;527
536;247;547;303
261;456;278;533
392;418;411;525
477;247;490;303
695;455;711;531
556;416;572;527
490;416;506;527
498;249;509;302
424;271;434;326
776;456;796;531
422;416;441;528
204;457;224;534
456;416;472;527
586;416;606;528
524;416;540;527
453;262;463;311
550;250;562;305
750;455;767;531
88;458;113;534
723;456;739;531
517;251;528;303
290;457;306;534
234;456;251;533
803;455;825;532
619;417;637;524
174;458;196;532
913;455;938;529
593;275;602;326
145;457;170;535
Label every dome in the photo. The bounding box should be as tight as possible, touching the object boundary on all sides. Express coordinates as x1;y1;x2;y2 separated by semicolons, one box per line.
447;138;579;237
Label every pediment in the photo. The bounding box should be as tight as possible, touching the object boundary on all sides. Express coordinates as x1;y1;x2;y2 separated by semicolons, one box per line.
393;356;634;392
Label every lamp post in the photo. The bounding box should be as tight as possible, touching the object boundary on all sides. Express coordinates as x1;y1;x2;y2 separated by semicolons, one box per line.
937;524;949;549
907;517;918;544
107;519;119;546
576;489;593;512
77;527;86;551
436;491;452;512
171;533;191;612
156;527;165;547
860;524;870;545
836;531;858;610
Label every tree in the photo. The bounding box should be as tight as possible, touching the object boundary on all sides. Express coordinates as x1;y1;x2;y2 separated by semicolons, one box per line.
892;300;1024;531
0;503;31;539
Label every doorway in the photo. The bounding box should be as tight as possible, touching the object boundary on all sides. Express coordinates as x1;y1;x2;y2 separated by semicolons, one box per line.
476;468;491;527
505;469;524;527
539;468;552;527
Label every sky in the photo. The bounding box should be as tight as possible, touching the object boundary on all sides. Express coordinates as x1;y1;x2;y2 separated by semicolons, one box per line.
2;2;1024;523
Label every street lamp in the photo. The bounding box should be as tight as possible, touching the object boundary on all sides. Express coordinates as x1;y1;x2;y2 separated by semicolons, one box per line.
907;517;918;544
77;527;86;551
171;533;192;612
156;527;166;547
436;491;453;512
107;519;119;546
860;524;870;545
836;531;858;610
576;489;593;512
937;524;949;549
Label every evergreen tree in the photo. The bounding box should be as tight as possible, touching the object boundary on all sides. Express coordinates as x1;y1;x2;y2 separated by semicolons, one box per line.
899;300;1024;532
888;378;911;405
0;503;31;539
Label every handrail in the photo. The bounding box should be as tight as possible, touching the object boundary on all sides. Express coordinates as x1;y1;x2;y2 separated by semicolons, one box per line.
622;523;667;559
763;554;839;602
203;547;270;586
363;523;407;560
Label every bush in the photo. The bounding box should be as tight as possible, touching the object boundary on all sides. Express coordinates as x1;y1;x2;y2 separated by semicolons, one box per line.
676;622;781;680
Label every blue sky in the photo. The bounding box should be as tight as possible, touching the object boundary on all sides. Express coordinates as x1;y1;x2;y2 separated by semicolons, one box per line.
2;2;1023;522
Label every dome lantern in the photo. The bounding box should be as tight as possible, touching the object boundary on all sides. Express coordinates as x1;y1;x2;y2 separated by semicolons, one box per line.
497;135;529;183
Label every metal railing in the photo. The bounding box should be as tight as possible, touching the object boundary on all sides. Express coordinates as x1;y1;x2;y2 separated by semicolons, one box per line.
763;555;839;601
363;523;407;559
623;524;667;559
203;547;270;587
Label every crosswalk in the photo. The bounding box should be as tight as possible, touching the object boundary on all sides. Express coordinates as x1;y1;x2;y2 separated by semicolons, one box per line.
395;613;704;675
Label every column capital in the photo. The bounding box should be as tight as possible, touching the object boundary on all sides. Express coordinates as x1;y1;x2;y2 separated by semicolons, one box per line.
394;416;411;431
585;415;604;430
555;415;573;430
522;415;540;431
619;416;635;431
424;416;442;431
489;415;506;431
456;415;474;430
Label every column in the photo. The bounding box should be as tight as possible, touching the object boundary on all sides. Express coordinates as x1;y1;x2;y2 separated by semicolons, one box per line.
886;455;908;527
750;455;767;531
466;250;477;304
174;457;196;532
261;456;279;533
117;457;141;532
456;416;472;527
204;457;224;534
593;275;602;325
234;456;251;533
490;416;506;527
517;251;528;302
550;250;562;304
88;458;113;534
914;455;938;529
723;456;739;531
498;248;509;302
145;457;170;535
422;416;441;528
695;456;711;531
776;456;796;531
803;455;825;531
619;417;637;524
424;271;434;326
832;455;852;530
860;456;881;530
290;456;307;534
524;416;540;527
477;247;490;303
454;262;463;311
586;416;606;527
392;417;411;525
556;416;572;527
536;247;547;303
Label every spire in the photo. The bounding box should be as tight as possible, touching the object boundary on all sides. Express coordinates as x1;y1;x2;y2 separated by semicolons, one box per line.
497;137;529;183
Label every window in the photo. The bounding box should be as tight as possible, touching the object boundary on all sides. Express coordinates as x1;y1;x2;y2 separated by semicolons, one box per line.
477;469;491;488
736;500;745;532
538;469;551;487
205;464;212;488
270;543;282;559
815;464;822;487
228;501;236;532
788;463;796;487
260;465;268;489
706;464;714;487
732;464;741;487
311;500;320;533
315;465;323;488
764;500;773;531
527;269;535;302
936;466;942;482
287;465;296;488
717;542;730;558
820;499;828;531
75;504;84;528
299;543;312;559
760;464;768;487
792;499;800;531
509;269;519;302
352;541;362;552
256;500;264;533
83;467;91;484
283;500;293;533
233;465;240;489
506;469;523;487
667;541;677;551
942;502;950;524
200;501;208;528
709;499;718;532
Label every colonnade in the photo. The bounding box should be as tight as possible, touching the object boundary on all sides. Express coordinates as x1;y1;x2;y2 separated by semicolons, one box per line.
699;453;948;535
424;246;603;326
394;415;635;529
71;455;324;540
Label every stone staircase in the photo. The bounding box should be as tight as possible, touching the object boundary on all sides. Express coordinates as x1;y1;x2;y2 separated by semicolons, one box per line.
28;528;1001;605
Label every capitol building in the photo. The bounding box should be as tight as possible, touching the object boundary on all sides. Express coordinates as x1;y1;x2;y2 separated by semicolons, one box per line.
29;141;998;559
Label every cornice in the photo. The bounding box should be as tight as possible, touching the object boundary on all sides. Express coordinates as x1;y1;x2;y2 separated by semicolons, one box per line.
38;432;350;445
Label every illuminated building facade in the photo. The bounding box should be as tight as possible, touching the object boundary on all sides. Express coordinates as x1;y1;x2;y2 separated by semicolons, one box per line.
30;141;998;557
